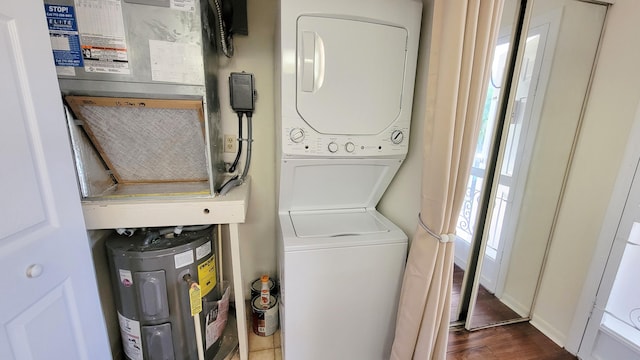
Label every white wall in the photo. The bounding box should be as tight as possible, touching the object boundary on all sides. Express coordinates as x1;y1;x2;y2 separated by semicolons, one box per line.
217;0;278;294
378;0;430;239
532;0;640;346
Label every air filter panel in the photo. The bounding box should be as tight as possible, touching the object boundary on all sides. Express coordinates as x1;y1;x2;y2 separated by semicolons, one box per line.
67;96;208;184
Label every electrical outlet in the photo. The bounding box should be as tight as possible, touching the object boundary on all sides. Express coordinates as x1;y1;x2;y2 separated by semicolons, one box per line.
224;134;236;153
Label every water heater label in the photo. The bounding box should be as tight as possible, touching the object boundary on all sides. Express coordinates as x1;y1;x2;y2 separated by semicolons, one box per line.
196;241;212;260
198;255;217;296
174;249;194;269
205;286;230;349
118;312;142;360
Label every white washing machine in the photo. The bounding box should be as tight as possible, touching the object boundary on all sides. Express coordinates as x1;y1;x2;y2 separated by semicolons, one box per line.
276;0;422;359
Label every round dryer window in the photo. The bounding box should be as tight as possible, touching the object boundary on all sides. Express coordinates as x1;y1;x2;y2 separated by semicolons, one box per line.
296;16;408;135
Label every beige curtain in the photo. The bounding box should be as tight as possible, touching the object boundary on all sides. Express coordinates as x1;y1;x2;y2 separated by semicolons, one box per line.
390;0;504;359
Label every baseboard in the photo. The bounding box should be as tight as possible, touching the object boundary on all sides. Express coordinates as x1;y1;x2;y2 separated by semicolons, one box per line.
500;293;530;318
530;314;567;348
454;255;468;271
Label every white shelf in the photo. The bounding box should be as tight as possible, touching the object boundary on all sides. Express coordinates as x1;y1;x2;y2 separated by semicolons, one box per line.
81;179;250;230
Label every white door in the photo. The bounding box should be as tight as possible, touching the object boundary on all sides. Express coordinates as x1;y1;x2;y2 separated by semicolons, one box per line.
0;1;111;359
578;160;640;360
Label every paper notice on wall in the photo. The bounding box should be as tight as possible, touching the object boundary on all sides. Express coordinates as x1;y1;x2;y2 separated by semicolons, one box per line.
118;312;142;360
149;40;204;85
44;4;84;70
73;0;130;74
205;286;230;350
170;0;196;12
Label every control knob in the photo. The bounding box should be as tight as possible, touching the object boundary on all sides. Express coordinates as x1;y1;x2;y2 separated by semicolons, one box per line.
328;142;339;153
391;130;404;144
289;128;305;143
345;142;355;153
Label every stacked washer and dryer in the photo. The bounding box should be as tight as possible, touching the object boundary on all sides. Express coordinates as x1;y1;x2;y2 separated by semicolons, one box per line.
276;0;422;359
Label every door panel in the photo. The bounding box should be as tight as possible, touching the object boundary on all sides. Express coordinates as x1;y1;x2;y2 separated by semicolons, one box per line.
0;1;111;359
7;281;86;360
0;14;48;239
296;16;407;135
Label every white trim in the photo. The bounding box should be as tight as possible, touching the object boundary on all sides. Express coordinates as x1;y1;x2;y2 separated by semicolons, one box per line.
500;293;530;318
565;103;640;354
531;314;567;347
454;236;470;270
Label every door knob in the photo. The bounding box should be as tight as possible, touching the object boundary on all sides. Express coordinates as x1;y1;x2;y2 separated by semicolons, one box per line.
26;264;43;278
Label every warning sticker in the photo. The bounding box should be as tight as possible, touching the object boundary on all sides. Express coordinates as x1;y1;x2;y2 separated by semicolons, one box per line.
189;283;202;316
118;312;142;360
44;4;84;69
198;255;217;297
74;0;130;74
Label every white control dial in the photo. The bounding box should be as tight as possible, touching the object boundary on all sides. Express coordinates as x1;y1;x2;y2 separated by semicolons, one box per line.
328;142;339;153
345;142;355;153
289;128;305;143
391;130;404;144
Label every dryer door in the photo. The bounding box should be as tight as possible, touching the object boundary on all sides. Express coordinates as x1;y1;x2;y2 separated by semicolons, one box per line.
296;16;408;135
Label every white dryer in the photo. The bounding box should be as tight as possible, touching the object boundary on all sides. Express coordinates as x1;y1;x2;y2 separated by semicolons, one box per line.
276;0;422;359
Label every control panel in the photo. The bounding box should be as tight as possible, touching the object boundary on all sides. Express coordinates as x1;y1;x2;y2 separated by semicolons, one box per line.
282;121;410;157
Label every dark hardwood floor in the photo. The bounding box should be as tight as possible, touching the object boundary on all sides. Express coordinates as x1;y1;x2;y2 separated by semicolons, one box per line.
451;265;519;325
449;265;576;359
448;323;577;359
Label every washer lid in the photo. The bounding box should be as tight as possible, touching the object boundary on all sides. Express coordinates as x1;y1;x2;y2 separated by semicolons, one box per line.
279;158;402;211
296;16;407;135
290;210;389;238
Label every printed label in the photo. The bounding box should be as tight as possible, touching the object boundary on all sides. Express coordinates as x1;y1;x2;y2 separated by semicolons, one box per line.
56;66;76;76
118;312;142;360
174;249;194;269
149;40;204;84
44;4;84;68
197;255;217;296
205;286;230;349
74;0;130;74
119;269;133;287
196;241;212;260
189;283;202;316
170;0;196;12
